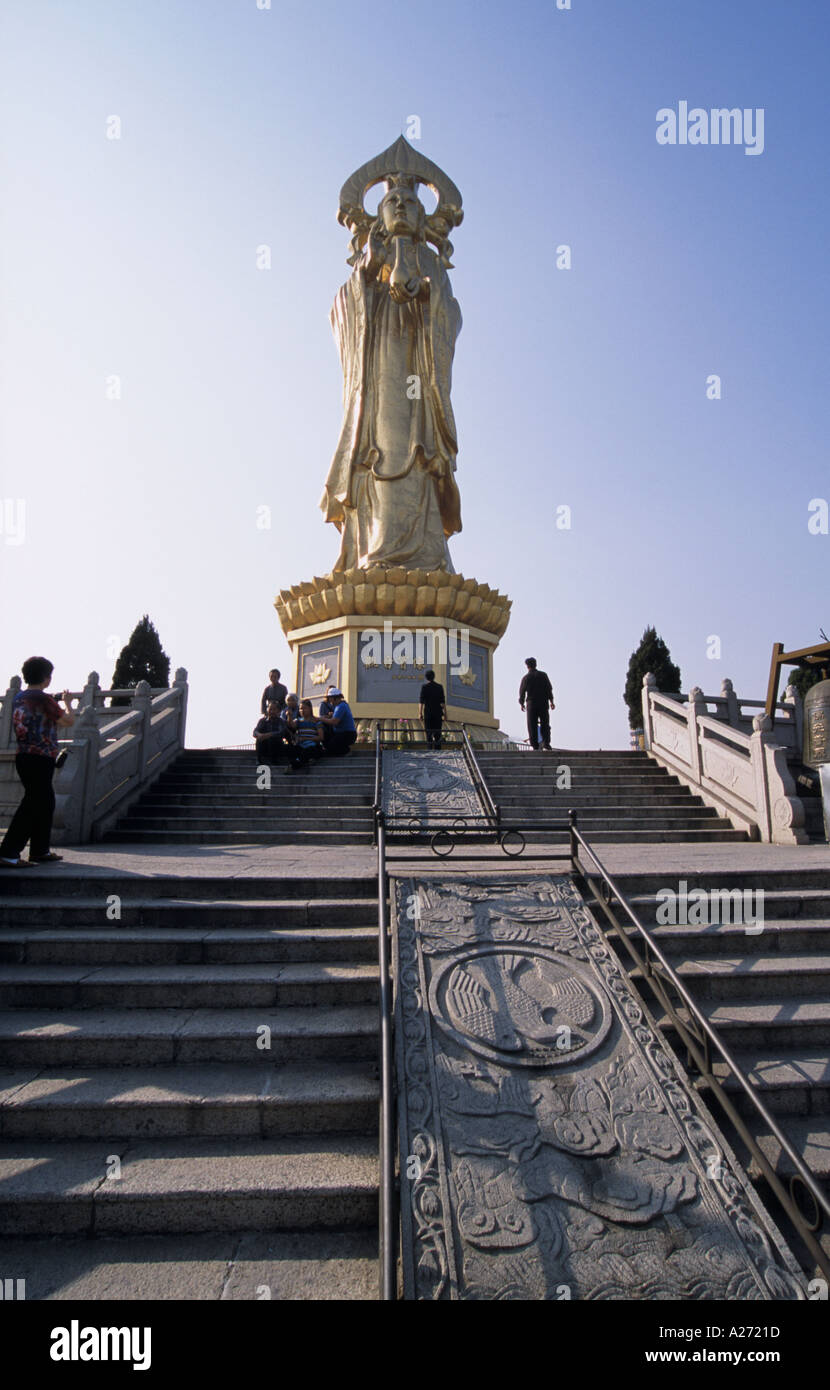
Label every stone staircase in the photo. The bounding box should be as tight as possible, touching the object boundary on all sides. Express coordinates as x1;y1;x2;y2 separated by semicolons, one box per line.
594;866;830;1271
103;748;376;845
478;749;747;842
0;871;381;1299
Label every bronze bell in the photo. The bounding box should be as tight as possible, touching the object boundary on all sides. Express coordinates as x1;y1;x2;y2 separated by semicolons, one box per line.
803;678;830;767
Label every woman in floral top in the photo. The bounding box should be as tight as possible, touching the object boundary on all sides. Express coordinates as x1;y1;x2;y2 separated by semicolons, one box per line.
0;656;75;866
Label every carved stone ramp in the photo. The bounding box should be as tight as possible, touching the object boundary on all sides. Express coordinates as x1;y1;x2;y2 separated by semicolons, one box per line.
391;873;806;1300
382;751;485;831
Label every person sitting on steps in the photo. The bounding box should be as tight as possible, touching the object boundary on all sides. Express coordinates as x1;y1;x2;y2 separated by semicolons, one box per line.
283;700;325;774
317;687;357;755
253;701;286;765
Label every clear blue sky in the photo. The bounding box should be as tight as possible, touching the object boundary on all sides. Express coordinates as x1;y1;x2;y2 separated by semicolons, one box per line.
2;0;828;748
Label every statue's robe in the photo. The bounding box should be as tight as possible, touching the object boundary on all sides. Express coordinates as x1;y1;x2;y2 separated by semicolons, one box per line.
320;243;462;571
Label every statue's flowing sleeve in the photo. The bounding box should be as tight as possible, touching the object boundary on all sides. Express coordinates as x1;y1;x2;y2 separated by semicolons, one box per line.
319;267;369;528
423;256;462;535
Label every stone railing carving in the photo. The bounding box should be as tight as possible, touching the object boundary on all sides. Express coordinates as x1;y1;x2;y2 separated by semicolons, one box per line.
0;669;188;843
641;674;807;845
679;676;803;754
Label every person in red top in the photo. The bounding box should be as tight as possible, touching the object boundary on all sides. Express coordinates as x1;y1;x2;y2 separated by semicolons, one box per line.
0;656;75;866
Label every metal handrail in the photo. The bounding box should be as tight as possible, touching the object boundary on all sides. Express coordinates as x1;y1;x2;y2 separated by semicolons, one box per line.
461;725;500;827
372;725;383;845
375;809;396;1300
568;813;830;1280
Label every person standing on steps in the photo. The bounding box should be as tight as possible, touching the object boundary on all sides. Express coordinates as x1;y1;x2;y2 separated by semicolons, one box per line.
0;656;75;867
260;669;287;716
419;669;446;750
519;657;555;751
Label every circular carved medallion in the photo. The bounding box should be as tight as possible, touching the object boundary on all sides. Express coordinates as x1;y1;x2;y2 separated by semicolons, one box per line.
428;946;612;1068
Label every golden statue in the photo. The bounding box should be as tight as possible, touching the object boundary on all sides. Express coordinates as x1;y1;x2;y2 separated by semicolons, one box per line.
320;136;464;572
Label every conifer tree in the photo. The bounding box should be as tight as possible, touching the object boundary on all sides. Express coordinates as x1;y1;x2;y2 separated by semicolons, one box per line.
624;626;682;730
111;616;170;704
787;665;825;701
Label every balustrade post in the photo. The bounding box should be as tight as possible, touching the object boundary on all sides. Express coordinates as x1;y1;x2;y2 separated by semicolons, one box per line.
81;671;103;710
131;681;153;780
641;672;656;752
0;676;21;748
173;667;189;749
783;683;803;755
749;713;774;842
687;687;706;782
721;677;740;727
752;712;807;845
55;705;101;844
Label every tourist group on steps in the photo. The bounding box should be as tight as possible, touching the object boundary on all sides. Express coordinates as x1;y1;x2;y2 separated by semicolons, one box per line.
0;653;558;866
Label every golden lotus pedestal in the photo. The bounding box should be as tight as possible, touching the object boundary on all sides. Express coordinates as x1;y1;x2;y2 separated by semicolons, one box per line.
274;569;511;740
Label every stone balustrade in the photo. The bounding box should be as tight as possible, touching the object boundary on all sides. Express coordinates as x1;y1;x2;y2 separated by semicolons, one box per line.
0;669;188;844
641;674;807;845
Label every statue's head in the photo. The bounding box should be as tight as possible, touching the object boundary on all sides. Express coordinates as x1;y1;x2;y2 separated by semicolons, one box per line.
379;177;425;239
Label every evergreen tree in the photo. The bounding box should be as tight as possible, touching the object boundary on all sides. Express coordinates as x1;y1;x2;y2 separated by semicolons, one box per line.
624;626;682;730
787;664;826;701
110;616;170;704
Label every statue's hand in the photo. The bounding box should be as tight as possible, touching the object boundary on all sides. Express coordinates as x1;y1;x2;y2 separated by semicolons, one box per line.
389;276;428;304
364;227;386;278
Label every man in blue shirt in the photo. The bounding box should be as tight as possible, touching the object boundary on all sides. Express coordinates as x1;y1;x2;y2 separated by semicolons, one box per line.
317;688;357;755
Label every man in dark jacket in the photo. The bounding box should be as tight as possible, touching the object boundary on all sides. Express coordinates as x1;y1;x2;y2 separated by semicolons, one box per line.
419;669;446;749
253;701;286;764
519;657;555;751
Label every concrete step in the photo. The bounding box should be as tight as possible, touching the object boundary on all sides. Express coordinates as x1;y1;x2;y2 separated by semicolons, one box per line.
0;926;378;966
0;1228;379;1299
0;897;377;928
137;791;374;805
0;961;379;1009
633;954;830;1002
102;829;377;845
0;1135;378;1235
662;997;830;1049
0;1060;379;1140
149;780;374;795
0;1005;378;1065
712;1050;830;1118
0;876;376;901
625;887;830;925
489;793;713;807
498;827;747;843
605;869;830;895
484;775;686;790
621;920;830;957
107;811;372;834
744;1116;830;1185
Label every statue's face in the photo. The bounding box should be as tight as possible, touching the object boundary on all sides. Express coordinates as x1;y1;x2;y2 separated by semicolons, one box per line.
381;186;422;236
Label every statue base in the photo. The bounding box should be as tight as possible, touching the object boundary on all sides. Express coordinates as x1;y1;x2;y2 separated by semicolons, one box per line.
274;570;511;738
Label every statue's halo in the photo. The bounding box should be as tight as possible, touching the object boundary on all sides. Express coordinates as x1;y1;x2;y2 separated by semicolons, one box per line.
338;135;463;249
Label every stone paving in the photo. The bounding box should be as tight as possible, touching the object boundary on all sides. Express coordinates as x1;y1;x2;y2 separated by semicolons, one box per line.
3;838;826;885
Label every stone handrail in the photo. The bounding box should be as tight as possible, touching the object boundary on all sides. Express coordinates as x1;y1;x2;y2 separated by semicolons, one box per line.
669;677;803;754
641;674;807;844
0;669;188;843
